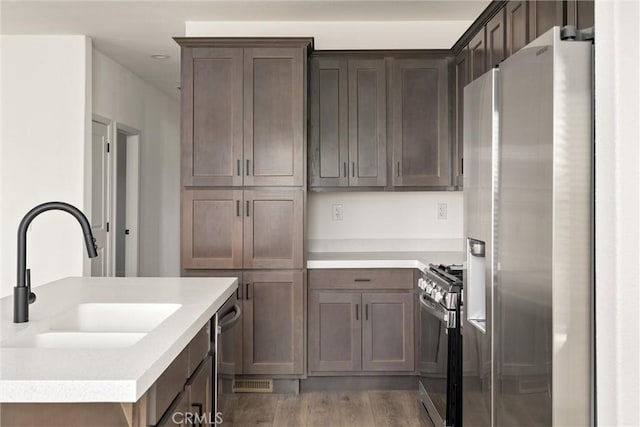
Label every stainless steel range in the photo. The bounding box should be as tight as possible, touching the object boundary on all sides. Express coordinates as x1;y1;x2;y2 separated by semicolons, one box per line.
418;264;463;427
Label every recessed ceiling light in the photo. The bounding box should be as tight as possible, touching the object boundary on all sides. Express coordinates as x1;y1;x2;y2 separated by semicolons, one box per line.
151;54;170;60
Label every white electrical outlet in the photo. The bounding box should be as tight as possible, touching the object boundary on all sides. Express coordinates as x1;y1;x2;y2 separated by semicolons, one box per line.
332;204;343;221
438;203;447;220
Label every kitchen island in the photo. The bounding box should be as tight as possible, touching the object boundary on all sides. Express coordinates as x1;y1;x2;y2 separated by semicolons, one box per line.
0;276;237;426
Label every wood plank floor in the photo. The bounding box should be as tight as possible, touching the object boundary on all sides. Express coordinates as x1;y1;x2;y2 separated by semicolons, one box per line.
218;391;435;427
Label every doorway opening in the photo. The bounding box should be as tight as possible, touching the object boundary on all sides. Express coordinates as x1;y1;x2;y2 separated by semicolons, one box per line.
90;116;140;277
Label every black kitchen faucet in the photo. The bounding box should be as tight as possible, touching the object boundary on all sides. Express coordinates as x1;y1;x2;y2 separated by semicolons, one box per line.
14;202;98;323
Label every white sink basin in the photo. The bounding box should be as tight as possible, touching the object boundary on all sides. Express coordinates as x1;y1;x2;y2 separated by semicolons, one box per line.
4;332;146;348
50;303;181;332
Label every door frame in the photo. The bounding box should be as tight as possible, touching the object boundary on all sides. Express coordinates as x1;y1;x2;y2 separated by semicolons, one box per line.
88;114;114;277
113;122;141;277
87;114;140;277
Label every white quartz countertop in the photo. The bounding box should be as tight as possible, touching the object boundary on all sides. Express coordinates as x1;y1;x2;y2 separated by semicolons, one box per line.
0;276;237;403
307;251;465;272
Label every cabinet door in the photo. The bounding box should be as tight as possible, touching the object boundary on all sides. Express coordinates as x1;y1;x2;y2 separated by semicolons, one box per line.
391;58;450;187
566;0;594;30
243;188;303;269
362;292;414;371
468;28;487;81
243;271;304;374
487;9;506;68
182;48;243;187
182;189;243;269
348;59;387;187
157;391;190;427
453;50;469;187
309;291;362;373
187;356;213;427
506;0;529;57
309;57;349;188
528;0;563;41
243;47;304;186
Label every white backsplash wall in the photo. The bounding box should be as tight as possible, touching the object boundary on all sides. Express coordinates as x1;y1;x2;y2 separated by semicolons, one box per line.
308;191;463;252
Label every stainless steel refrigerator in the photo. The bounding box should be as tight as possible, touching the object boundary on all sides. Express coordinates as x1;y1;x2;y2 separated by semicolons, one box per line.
462;26;593;427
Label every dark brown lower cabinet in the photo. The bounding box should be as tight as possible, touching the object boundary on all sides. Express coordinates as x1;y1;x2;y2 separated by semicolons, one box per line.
309;291;362;372
243;270;304;375
309;289;414;374
362;292;414;372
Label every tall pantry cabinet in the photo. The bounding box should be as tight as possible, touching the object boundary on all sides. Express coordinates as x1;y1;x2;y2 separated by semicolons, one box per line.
176;38;312;376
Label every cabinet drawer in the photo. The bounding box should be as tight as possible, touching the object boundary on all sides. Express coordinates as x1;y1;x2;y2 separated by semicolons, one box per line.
187;325;211;378
309;269;414;290
147;348;188;425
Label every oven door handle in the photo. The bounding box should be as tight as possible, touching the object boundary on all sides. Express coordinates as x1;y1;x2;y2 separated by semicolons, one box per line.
419;293;456;329
218;303;242;332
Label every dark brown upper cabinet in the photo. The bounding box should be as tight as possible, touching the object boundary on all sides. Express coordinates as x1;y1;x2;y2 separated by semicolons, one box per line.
244;47;305;187
309;57;349;187
528;0;563;41
566;0;594;30
453;49;470;188
468;28;487;81
487;9;506;68
391;58;450;187
181;48;244;187
506;0;529;57
177;39;310;188
348;59;387;187
308;57;386;188
182;188;303;270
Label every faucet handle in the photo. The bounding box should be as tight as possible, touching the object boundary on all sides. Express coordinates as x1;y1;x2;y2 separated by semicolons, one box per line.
26;269;36;304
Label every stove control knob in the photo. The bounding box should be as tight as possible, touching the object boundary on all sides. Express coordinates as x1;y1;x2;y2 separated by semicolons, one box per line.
418;278;426;290
430;286;439;299
425;281;434;293
435;289;445;303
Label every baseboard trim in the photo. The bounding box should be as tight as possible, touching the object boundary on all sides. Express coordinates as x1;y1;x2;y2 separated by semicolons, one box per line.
300;376;418;392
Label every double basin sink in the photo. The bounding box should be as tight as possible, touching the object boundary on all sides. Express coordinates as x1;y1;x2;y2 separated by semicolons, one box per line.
3;303;181;349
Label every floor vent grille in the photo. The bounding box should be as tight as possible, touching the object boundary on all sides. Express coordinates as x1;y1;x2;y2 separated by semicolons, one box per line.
233;379;273;393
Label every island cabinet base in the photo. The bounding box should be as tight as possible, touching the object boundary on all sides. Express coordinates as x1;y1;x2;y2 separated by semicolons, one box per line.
0;402;145;427
1;324;214;427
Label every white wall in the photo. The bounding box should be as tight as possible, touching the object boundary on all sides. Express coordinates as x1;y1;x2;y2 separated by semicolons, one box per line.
0;35;91;298
186;21;471;49
594;1;640;425
308;192;463;252
92;49;180;277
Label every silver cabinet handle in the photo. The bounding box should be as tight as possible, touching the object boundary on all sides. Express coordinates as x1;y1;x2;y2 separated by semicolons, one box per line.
236;200;240;217
355;304;359;320
354;278;370;282
237;159;241;176
397;161;400;177
343;162;347;177
245;283;251;300
351;161;355;178
246;159;251;176
246;200;250;217
365;304;369;320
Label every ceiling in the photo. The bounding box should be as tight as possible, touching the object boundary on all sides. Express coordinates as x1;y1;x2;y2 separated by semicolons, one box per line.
1;1;490;100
